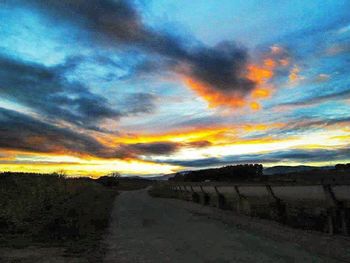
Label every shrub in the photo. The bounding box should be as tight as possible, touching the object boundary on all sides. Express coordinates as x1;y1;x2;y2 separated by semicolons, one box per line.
0;172;117;244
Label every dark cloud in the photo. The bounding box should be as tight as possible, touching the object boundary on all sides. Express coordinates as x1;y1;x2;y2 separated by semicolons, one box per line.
161;157;229;168
0;104;208;158
263;148;350;162
19;0;144;42
115;142;180;158
0;107;114;158
17;0;255;99
156;147;350;168
0;105;213;161
178;42;254;94
130;142;179;155
114;140;212;159
0;107;191;160
0;54;121;129
0;54;159;131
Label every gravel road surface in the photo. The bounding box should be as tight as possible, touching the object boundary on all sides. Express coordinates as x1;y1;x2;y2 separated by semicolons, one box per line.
103;189;349;263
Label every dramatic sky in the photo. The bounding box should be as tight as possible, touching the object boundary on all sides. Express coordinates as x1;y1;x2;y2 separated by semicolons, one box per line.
1;0;350;177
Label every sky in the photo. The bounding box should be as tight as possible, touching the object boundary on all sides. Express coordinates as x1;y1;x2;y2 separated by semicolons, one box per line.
0;0;350;177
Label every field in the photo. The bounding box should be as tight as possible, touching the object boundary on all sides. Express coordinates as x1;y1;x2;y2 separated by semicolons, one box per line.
148;183;179;199
0;172;119;261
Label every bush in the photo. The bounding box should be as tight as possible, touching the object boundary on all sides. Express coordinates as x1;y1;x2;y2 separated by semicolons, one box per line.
96;176;119;187
0;173;117;244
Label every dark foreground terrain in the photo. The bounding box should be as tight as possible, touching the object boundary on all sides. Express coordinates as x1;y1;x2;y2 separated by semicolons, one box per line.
0;173;152;262
0;173;118;262
1;173;349;262
104;188;350;263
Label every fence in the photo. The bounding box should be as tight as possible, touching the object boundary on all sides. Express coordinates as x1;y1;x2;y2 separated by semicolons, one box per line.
167;178;350;235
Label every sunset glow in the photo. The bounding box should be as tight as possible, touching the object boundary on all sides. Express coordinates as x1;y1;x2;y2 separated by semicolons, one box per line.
1;0;349;177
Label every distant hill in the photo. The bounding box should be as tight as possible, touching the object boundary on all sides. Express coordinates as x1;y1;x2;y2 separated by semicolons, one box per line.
147;175;172;181
263;165;333;175
150;172;189;181
155;165;343;181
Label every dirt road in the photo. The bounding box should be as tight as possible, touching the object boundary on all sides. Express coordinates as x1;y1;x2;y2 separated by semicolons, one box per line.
103;189;349;263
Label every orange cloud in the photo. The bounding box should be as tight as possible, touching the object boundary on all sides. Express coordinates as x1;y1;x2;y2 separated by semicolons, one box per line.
108;126;234;145
246;64;274;85
97;122;286;150
251;88;271;99
183;77;245;108
183;60;275;110
0;121;294;177
180;44;292;110
250;102;261;111
289;65;301;84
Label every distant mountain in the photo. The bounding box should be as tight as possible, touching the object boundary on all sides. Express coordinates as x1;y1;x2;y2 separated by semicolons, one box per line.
150;171;191;181
146;174;174;181
263;165;333;175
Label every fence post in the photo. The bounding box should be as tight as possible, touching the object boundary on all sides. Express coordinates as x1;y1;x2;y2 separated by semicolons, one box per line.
323;184;348;235
183;185;191;201
214;186;226;209
200;185;210;205
190;185;200;203
179;185;187;200
234;185;242;199
234;185;242;213
266;185;286;223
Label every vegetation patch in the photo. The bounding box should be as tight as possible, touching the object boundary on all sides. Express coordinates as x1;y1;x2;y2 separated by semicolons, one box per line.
0;172;118;261
148;184;179;199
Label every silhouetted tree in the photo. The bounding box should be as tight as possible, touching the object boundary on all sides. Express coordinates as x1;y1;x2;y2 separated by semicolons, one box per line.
170;164;263;182
96;171;120;187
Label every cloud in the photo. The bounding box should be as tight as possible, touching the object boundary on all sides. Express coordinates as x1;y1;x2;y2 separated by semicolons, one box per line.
288;65;302;84
116;142;180;158
179;43;291;109
156;147;350;168
0;105;219;160
121;93;157;115
275;89;350;108
161;157;228;168
325;43;350;56
0;54;121;129
263;148;350;162
0;107;114;158
186;140;212;148
178;41;254;93
16;0;259;109
114;140;211;159
257;117;350;140
0;107;182;159
0;54;161;131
